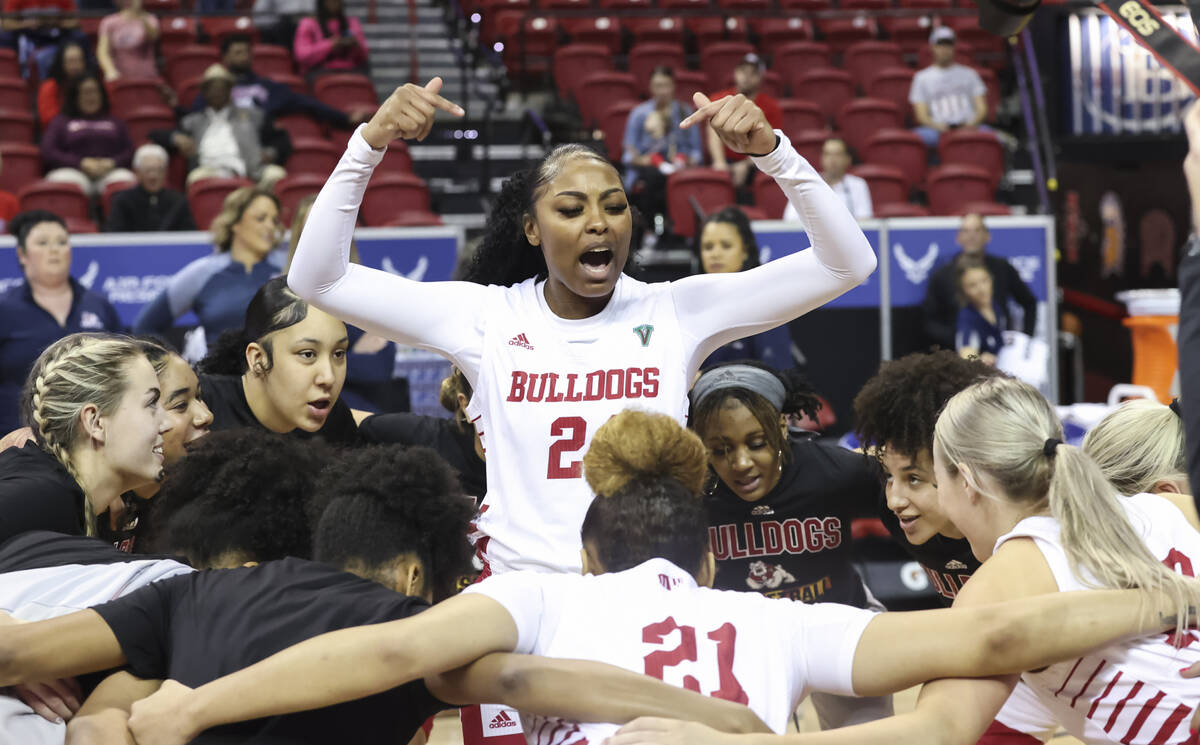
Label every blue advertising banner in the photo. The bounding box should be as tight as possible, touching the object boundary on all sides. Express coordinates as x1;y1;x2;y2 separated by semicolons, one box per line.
0;227;463;328
751;221;883;309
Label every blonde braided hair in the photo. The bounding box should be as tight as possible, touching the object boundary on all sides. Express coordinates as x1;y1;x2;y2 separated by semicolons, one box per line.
21;333;148;536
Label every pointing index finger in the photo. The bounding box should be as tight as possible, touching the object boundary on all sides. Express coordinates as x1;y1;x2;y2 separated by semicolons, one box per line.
415;78;465;117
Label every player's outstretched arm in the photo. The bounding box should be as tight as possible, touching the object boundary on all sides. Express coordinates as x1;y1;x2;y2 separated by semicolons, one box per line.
0;610;125;687
670;93;876;373
126;594;518;745
427;653;770;735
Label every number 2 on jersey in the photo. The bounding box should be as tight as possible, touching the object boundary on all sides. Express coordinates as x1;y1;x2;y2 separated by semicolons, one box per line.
547;416;587;479
643;617;749;704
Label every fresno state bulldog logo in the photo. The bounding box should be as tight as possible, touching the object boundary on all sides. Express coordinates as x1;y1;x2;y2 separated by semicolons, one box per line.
746;561;795;590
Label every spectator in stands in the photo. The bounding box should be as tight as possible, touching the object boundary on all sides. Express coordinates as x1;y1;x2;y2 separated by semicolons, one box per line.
171;64;289;189
922;212;1037;349
707;53;784;193
0;154;17;235
622;66;701;222
133;187;283;345
252;0;314;50
37;40;91;125
0;210;122;433
105;144;197;232
695;207;796;370
783;137;873;224
910;27;988;149
0;0;86;80
191;34;371;132
293;0;368;80
41;73;136;198
954;257;1004;365
96;0;159;81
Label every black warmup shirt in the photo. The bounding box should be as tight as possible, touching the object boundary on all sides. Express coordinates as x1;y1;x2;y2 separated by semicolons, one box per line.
706;435;879;605
198;373;360;445
876;499;981;605
359;412;486;498
0;530;183;573
91;558;448;745
0;442;88;544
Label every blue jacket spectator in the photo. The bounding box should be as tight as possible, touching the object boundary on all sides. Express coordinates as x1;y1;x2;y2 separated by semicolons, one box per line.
621;66;701;191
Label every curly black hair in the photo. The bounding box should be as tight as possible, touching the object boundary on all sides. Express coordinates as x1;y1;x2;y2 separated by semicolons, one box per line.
462;144;641;287
581;476;708;575
149;428;335;566
852;350;1006;459
313;444;475;602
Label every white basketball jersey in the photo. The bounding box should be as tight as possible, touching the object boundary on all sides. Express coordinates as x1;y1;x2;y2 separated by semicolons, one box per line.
995;494;1200;745
465;276;691;575
0;559;193;620
463;558;876;744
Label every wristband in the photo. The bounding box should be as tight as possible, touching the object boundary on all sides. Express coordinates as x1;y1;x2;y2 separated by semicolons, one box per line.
747;134;781;158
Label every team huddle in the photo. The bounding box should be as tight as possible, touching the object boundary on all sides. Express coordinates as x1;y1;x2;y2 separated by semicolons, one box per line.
2;79;1200;745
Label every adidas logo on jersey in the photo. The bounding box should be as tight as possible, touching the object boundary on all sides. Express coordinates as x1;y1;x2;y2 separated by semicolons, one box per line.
945;559;969;570
489;711;518;730
751;505;775;516
508;333;534;350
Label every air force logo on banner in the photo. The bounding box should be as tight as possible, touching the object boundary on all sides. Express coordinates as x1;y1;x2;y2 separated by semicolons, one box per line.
1010;255;1041;284
79;261;100;289
381;255;429;281
893;243;938;284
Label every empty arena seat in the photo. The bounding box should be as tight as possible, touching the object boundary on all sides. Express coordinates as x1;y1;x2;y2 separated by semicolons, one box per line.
478;0;529;43
599;0;653;10
779;99;825;137
754;19;815;58
771;41;832;79
188;177;253;230
0;49;20;78
560;17;622;53
718;0;769;10
253;45;294;78
380;141;415;174
863;67;915;118
836;98;904;154
275;173;327;224
176;77;203;109
574;71;638;127
628;43;686;95
658;0;711;9
628;17;685;46
752;171;788;218
938;129;1004;185
880;16;937;55
123;106;178;145
780;0;832;10
849;163;908;205
952;201;1011;216
160;16;198;55
164;45;220;87
0;77;27;107
600;100;638;162
0;143;40;184
842;0;890;8
553;44;613;101
667;168;735;238
897;0;951;8
19;181;89;219
314;74;378;112
926;164;994;215
672;70;708;103
874;202;930;217
787;68;854;121
276;113;324;140
789;129;834;165
863;129;927;189
109;78;168;117
496;13;558;77
0;109;34;142
687;17;749;48
201;15;258;47
268;74;308;98
383;210;444;227
361;173;432;226
815;17;878;55
287;138;341;177
64;217;98;234
842;41;905;89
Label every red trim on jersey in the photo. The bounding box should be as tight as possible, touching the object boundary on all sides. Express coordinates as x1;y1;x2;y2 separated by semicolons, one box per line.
1055;658;1086;697
1087;670;1122;718
1103;679;1141;732
976;719;1045;745
421;716;435;738
1121;691;1165;744
1148;703;1191;745
1072;659;1108;707
469;414;482;423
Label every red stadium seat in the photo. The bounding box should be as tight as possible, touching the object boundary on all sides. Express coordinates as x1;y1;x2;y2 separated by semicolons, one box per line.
667;169;735;238
144;0;181;12
739;205;769;220
977;66;1000;122
123;106;178;145
0;77;28;107
842;41;904;90
927;164;994;215
849;163;909;205
863;67;915;119
874;202;929;217
275;173;326;225
188;177;254;230
952;200;1011;216
699;42;756;91
780;0;831;10
863;129;927;188
628;17;685;46
752;171;788;218
897;0;951;8
383;211;444;227
943;16;1007;59
478;0;529;43
560;17;622;54
789;129;833;165
101;179;136;217
938;129;1004;185
754;19;815;59
0;143;40;184
686;17;749;48
380;141;415;173
160;16;199;55
541;0;589;8
672;70;708;103
108;78;169;117
718;0;769;10
313;74;378;113
771;42;832;82
628;43;686;96
496;13;558;77
787;68;854;121
164;45;220;88
276;113;324;140
0;50;20;79
253;45;294;78
553;45;613;101
815;17;878;55
176;77;203;109
361;173;432;227
843;0;891;7
268;74;308;98
599;0;653;10
18;181;89;219
659;0;711;9
779;99;825;137
80;16;102;47
287;137;341;177
880;16;937;55
64;217;98;234
574;71;638;128
0;109;34;142
836;98;903;155
202;15;258;47
600;100;637;162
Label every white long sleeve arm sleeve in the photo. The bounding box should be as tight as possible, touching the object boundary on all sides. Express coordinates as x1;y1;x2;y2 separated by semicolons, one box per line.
286;126;488;375
670;132;878;374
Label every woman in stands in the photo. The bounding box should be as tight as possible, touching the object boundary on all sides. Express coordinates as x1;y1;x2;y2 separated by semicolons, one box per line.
96;0;160;82
691;362;891;728
694;208;797;370
0;211;122;434
37;41;92;127
116;408;1200;745
954;258;1005;366
134;187;283;349
293;0;369;80
41;73;136;199
196;276;358;443
0;333;168;546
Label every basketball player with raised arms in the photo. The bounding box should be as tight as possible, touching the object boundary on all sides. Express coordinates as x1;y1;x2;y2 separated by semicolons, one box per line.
118;410;1200;745
285;78;877;582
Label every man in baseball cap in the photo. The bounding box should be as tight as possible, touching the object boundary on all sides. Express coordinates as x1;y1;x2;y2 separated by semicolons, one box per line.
909;27;990;149
706;53;784;193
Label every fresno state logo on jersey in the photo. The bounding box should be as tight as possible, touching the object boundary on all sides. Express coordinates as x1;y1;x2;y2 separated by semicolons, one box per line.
505;368;661;403
746;561;796;590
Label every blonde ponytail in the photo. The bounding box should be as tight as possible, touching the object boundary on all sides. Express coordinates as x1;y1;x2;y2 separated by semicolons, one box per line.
1082;399;1187;496
935;377;1200;637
